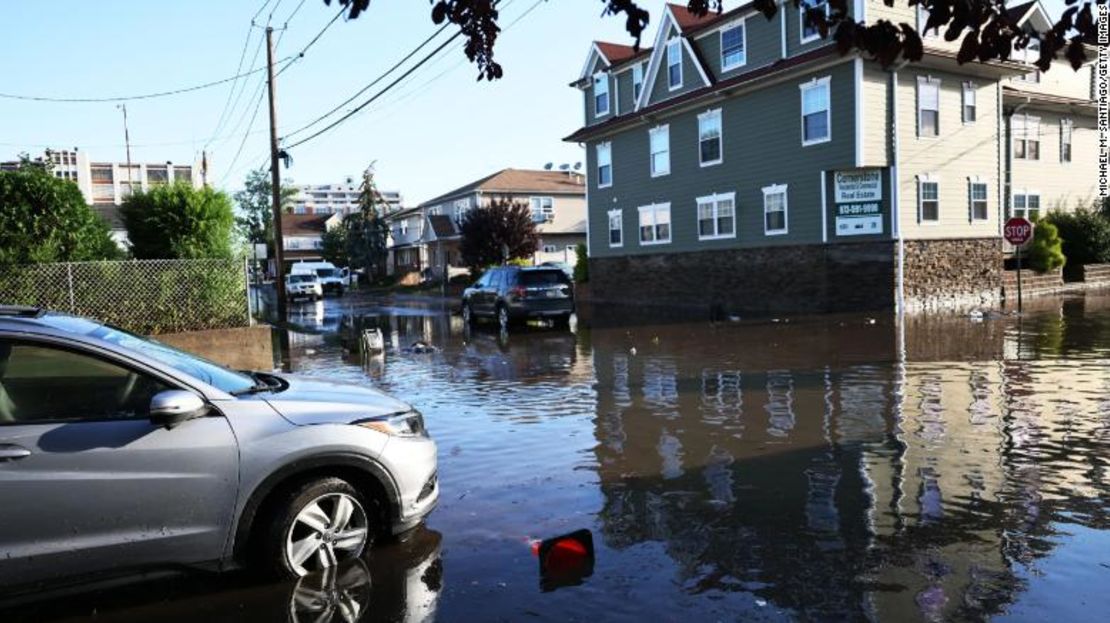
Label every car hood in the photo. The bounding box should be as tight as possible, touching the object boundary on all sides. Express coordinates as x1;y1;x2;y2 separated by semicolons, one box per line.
262;374;412;426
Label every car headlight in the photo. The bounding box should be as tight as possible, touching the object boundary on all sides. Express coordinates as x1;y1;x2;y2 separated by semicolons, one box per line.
353;410;427;437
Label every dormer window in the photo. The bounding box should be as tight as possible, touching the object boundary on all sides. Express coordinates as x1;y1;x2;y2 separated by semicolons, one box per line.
666;40;682;90
593;73;610;117
720;21;746;71
1016;39;1041;83
800;0;829;44
632;63;644;101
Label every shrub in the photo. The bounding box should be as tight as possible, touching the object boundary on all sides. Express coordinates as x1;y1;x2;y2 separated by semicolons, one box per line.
1026;218;1065;273
573;242;588;283
1044;204;1110;268
122;183;235;259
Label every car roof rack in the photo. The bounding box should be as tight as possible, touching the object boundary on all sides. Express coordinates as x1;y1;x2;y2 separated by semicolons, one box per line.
0;305;46;318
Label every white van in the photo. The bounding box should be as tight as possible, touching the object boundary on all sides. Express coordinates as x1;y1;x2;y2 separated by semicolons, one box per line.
290;261;349;295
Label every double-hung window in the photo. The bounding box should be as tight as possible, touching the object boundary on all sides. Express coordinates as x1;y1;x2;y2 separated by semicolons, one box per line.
800;0;829;44
632;63;644;101
762;184;788;235
593;73;610;117
454;198;470;222
1013;114;1040;160
697;193;736;240
608;209;623;247
1060;118;1073;162
698;109;723;166
649;125;670;177
667;40;682;90
638;203;671;245
969;180;988;221
1013;192;1041;220
962;82;976;123
800;77;830;145
596;142;612;188
721;22;746;71
530;196;554;223
918;177;939;222
918;77;940;137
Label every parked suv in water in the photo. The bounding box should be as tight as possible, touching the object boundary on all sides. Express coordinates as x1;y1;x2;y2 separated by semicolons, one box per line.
461;266;574;330
0;307;438;589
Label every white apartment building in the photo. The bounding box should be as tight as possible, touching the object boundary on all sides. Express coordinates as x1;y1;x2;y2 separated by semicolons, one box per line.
290;175;403;216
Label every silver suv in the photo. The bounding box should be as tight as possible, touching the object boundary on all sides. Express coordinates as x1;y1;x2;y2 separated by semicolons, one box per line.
0;307;438;589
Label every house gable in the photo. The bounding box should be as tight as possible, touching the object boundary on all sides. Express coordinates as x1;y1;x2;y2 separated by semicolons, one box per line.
637;8;713;110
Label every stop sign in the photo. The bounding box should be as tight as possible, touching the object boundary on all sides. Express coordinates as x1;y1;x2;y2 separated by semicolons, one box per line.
1004;217;1033;246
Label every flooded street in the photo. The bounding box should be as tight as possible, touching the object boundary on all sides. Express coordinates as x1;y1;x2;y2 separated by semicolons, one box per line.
5;292;1110;621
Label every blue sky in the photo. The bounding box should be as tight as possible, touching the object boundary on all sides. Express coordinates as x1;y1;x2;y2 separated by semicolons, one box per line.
0;0;1065;205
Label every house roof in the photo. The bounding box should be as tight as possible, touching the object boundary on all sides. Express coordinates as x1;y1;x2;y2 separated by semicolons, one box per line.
427;214;458;239
281;214;330;236
596;41;651;66
420;168;585;207
1005;1;1037;23
667;2;729;33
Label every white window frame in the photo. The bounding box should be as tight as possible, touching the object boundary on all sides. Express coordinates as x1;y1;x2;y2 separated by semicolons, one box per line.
542;244;558;254
968;178;989;222
529;196;554;223
698;108;723;167
453;198;470;222
637;203;672;245
962;82;976;124
596;142;613;188
607;208;623;248
1013;113;1041;160
761;184;789;236
1012;190;1042;221
917;174;940;224
800;76;831;147
800;0;829;45
1060;118;1073;163
720;20;747;72
632;62;644;101
696;192;737;241
649;124;671;177
917;76;941;138
593;72;610;117
666;39;683;91
916;4;940;38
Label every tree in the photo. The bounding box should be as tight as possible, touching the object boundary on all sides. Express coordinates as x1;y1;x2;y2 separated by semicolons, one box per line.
320;224;350;266
342;168;391;279
1045;202;1110;268
458;197;539;274
327;0;1102;80
1026;217;1065;273
122;183;236;259
232;167;297;247
573;242;589;283
0;160;120;266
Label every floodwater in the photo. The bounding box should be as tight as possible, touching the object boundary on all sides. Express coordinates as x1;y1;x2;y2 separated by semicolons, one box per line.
5;291;1110;622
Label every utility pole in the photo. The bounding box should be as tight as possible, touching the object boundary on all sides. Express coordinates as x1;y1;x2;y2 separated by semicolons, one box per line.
117;104;133;192
266;26;288;319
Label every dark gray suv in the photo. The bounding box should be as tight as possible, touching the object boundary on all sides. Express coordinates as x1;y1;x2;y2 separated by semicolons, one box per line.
461;266;575;330
0;307;438;589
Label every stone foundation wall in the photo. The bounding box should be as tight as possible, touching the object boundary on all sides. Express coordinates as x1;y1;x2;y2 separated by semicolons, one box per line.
901;238;1003;312
588;242;897;316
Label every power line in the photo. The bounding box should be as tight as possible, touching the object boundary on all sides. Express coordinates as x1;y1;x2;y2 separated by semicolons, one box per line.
0;57;290;103
274;4;347;78
219;89;269;186
205;24;260;150
283;0;544;151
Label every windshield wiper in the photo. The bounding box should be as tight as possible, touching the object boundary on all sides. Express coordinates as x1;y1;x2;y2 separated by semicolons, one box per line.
231;371;277;396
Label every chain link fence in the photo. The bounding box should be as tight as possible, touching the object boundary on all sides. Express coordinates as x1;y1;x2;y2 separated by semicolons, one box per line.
0;259;250;334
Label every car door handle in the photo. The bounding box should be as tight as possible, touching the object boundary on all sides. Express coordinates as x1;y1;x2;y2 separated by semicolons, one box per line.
0;445;31;462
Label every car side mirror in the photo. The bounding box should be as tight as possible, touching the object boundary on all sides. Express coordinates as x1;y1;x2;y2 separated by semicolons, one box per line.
149;390;208;429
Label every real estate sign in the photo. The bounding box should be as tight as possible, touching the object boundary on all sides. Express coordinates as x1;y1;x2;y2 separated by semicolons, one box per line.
833;169;883;237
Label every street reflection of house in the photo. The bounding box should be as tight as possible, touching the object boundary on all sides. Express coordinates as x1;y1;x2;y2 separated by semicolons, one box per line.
385;168;586;282
586;312;1108;619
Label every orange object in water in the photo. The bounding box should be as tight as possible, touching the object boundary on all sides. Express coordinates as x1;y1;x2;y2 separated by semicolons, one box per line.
534;529;595;591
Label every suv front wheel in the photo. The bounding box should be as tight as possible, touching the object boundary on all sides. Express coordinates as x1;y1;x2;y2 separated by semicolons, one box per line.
261;477;374;579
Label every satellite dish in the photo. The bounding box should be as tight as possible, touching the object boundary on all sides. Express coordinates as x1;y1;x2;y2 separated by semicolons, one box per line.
559;163;570;171
573;162;582;171
544;162;553;170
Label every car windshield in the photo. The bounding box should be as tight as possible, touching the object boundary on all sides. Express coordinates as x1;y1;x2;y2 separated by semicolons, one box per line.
316;268;337;278
289;274;315;283
520;270;569;286
37;315;256;394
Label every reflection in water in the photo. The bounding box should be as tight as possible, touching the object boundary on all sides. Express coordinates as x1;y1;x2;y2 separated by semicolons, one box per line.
9;292;1110;621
